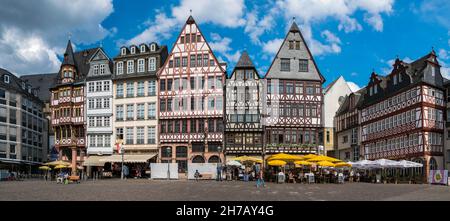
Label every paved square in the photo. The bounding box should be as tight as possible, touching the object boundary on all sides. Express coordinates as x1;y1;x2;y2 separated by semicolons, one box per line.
0;179;449;201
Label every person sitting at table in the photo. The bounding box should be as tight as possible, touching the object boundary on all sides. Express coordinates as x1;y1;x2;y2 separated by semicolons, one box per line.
57;172;64;184
288;171;296;183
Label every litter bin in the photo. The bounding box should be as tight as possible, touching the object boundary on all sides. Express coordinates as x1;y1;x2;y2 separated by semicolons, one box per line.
308;173;315;184
277;174;285;183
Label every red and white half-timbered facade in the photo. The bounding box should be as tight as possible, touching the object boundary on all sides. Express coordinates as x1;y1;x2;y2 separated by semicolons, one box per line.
360;52;445;180
158;16;226;172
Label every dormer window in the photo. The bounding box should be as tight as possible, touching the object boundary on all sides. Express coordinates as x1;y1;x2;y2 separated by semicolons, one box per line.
93;65;99;75
398;74;402;82
121;48;126;55
100;64;105;74
393;74;397;85
374;84;378;94
22;82;25;89
140;45;146;53
131;47;135;54
369;86;373;96
4;75;10;83
150;44;155;51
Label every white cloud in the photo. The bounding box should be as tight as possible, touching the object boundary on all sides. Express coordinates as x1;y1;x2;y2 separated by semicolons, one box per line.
347;81;361;92
171;0;246;28
209;33;241;64
262;38;284;55
338;16;363;33
127;13;178;45
276;0;394;32
244;3;280;45
0;0;114;74
302;26;342;56
438;49;449;60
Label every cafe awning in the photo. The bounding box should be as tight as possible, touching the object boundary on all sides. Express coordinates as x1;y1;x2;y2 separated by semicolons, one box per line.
99;154;157;163
82;156;107;166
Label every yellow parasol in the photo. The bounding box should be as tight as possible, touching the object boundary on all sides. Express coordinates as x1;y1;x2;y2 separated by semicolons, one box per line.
268;160;287;166
294;160;313;166
334;162;352;168
38;166;51;170
44;160;71;166
316;161;336;167
300;154;318;160
267;153;303;161
54;165;68;169
231;156;263;164
306;155;342;163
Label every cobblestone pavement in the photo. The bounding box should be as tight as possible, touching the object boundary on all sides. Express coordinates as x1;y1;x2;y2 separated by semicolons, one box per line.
0;179;449;201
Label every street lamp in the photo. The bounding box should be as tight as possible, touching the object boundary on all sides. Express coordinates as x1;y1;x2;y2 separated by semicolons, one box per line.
166;147;171;180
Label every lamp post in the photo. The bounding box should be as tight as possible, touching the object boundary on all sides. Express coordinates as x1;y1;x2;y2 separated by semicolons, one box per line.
120;144;124;180
166;147;171;180
217;146;222;181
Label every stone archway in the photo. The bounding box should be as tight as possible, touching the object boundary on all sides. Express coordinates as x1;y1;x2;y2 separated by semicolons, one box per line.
192;155;205;163
208;155;220;163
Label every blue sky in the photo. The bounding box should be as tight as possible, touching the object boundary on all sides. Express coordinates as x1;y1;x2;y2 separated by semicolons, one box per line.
0;0;449;90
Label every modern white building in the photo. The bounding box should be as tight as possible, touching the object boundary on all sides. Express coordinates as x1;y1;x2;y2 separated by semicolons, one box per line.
85;48;114;157
323;76;354;155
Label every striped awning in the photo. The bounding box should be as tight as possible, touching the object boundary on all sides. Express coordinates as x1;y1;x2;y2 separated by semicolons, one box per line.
82;156;107;166
99;154;157;163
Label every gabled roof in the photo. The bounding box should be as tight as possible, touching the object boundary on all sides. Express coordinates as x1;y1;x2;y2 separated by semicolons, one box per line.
235;51;254;69
157;15;226;77
264;21;325;83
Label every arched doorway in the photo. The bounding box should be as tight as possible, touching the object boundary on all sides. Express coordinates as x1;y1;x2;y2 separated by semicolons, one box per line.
208;155;220;163
429;157;438;170
192;155;205;163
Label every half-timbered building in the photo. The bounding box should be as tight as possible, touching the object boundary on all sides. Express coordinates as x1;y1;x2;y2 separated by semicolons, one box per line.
360;51;446;180
334;88;365;161
158;16;226;172
225;51;264;159
445;79;450;170
264;21;325;156
50;40;94;173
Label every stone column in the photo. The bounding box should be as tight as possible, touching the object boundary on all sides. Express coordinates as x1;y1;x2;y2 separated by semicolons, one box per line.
71;147;77;176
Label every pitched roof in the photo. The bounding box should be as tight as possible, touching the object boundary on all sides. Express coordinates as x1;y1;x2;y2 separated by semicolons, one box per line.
20;73;57;102
235;51;255;69
0;68;43;104
264;21;325;82
62;40;75;66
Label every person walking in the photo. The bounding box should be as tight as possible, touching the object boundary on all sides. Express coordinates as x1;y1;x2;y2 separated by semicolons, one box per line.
194;170;200;182
256;169;265;188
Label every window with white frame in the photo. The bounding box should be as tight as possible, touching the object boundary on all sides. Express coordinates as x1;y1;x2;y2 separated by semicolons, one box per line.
136;127;144;144
103;81;110;91
148;126;156;144
90;136;96;147
137;81;145;96
131;47;135;54
116;105;124;120
96;81;102;92
149;57;156;71
88;99;94;109
88;82;95;92
140;45;145;53
100;64;105;74
96;117;102;127
137;104;145;119
97;135;104;147
150;44;155;51
121;48;126;55
105;135;111;147
126;82;134;97
127;60;134;74
148;80;156;96
93;65;99;75
116;84;123;98
103;98;110;109
104;117;110;127
117;62;124;75
96;98;102;109
127;104;134;120
88;117;95;127
148;103;156;119
138;59;145;73
126;127;134;144
4;75;9;83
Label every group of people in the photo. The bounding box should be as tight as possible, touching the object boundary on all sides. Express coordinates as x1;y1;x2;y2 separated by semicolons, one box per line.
56;171;69;184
